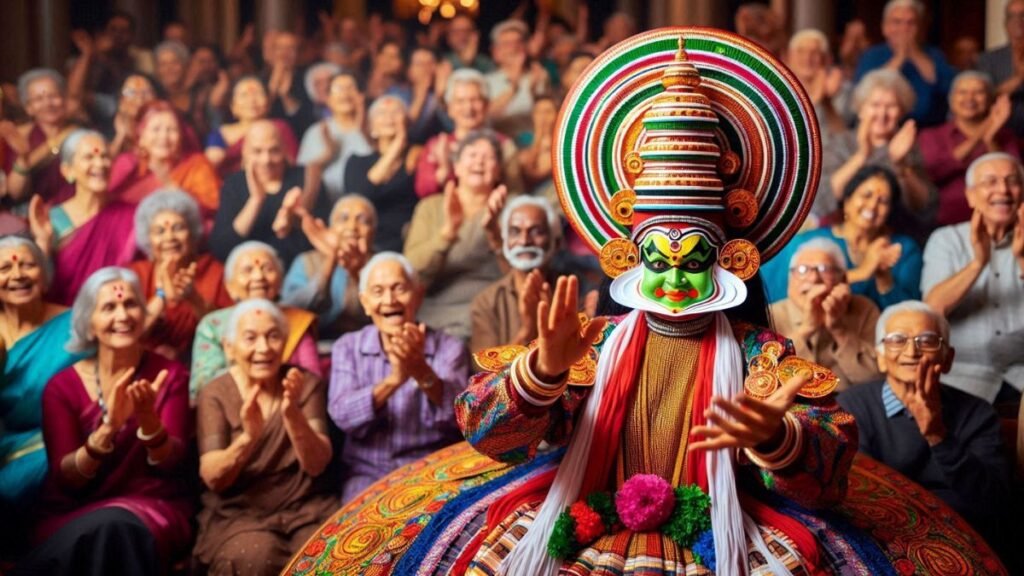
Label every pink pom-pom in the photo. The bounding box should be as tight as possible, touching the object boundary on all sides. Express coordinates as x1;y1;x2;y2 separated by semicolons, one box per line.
615;474;676;532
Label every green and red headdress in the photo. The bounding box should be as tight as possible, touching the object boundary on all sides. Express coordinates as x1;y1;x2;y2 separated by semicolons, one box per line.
553;28;821;316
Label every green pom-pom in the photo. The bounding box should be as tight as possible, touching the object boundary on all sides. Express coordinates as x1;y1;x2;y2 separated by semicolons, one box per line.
664;485;712;548
585;492;619;529
548;510;578;559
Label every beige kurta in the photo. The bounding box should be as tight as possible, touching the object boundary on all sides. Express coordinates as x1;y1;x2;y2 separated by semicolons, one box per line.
404;194;503;341
771;295;882;390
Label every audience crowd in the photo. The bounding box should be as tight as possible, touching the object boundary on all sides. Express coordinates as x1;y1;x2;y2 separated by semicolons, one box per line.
0;0;1023;573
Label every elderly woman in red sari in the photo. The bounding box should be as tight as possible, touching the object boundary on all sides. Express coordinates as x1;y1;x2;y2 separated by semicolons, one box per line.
204;76;298;177
1;69;77;208
27;130;137;306
107;100;220;216
0;237;84;525
190;241;321;402
130;189;232;360
15;267;191;575
194;299;335;576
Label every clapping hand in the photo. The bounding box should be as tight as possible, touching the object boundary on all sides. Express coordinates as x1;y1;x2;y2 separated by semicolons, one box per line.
104;368;137;430
389;323;431;382
127;369;168;419
689;372;808;452
281;367;304;417
28;196;53;255
970;209;992;267
821;283;851;332
888;120;917;165
515;269;551;343
481;184;509;252
272;186;304;238
903;359;946;444
240;384;265;441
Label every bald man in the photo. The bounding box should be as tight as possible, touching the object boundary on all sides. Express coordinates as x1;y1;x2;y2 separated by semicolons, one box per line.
210;120;331;267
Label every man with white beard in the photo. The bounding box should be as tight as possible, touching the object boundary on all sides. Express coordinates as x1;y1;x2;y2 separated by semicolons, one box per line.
469;196;561;355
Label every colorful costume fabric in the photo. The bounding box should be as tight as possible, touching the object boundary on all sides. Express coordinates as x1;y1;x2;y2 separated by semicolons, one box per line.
283;28;1008;575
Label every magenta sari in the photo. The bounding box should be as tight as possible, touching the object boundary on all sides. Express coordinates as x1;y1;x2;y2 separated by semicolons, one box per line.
35;352;193;560
47;201;138;306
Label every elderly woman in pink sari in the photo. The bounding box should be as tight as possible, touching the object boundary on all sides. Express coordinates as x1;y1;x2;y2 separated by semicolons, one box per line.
28;130;137;306
204;76;298;178
1;69;78;209
108;100;219;217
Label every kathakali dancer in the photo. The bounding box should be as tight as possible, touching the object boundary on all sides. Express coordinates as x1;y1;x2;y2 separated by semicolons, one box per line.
286;28;1007;576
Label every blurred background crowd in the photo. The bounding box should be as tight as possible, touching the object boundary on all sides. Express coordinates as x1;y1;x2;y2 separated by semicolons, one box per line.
0;0;1023;574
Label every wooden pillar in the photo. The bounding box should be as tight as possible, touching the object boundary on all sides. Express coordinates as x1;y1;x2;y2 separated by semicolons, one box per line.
0;0;32;82
987;0;1007;49
258;0;301;33
656;0;729;27
790;0;834;36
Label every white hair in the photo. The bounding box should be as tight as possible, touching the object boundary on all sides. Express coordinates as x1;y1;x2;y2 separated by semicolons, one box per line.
154;40;190;64
134;188;203;259
500;195;561;244
965;151;1024;187
17;68;65;104
875;300;950;347
59;129;106;165
223;241;283;286
329;193;378;228
445;68;490;105
67;267;145;353
851;69;916;114
789;237;848;271
358;251;417;294
883;0;925;19
490;19;529;44
222;298;288;345
951;70;994;97
788;29;830;55
367;94;408;123
303;62;342;101
0;235;52;288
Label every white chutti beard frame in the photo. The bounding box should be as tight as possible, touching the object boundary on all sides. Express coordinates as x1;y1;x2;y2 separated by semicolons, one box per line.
609;264;748;316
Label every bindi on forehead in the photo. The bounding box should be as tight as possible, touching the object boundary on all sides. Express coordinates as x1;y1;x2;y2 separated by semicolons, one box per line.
10;254;17;262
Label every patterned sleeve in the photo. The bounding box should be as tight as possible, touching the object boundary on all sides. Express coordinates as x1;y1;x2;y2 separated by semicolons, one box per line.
732;321;859;509
746;399;858;509
454;369;590;465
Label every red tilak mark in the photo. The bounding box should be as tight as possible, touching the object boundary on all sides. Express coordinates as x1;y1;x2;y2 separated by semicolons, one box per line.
254;310;263;315
11;255;17;262
670;241;680;251
93;148;100;154
116;292;123;299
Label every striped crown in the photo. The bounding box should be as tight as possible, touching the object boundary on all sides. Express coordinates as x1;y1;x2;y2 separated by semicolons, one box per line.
631;37;725;223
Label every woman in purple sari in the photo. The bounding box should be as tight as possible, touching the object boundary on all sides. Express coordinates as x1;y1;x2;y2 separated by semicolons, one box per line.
28;130;136;306
14;267;192;575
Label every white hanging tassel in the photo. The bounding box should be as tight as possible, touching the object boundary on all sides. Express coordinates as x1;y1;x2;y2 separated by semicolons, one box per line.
499;310;642;576
707;313;794;576
706;312;749;576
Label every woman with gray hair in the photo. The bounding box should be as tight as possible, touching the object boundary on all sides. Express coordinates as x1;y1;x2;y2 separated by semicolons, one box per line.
193;298;334;576
19;266;192;575
129;188;232;360
27;129;138;306
413;68;523;199
2;68;77;207
818;69;936;237
189;241;320;401
282;194;375;341
153;40;191;114
403;129;507;341
342;94;420;252
296;71;371;201
919;71;1020;227
0;236;84;518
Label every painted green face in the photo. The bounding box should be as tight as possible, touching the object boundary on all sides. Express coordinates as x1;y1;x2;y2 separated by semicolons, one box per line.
639;230;717;310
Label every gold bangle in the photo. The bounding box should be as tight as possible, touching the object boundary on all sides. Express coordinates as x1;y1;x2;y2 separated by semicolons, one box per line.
744;412;803;471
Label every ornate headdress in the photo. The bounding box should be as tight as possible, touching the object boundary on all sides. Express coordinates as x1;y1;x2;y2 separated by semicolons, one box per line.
554;28;821;315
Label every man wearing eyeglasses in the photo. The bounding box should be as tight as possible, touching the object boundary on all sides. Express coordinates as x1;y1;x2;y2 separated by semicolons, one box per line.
922;152;1024;403
837;300;1010;548
770;238;882;390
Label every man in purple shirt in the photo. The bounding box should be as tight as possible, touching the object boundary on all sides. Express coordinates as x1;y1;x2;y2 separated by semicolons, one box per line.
328;252;469;502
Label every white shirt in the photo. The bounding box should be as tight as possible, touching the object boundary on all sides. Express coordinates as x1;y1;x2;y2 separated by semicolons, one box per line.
921;222;1024;402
